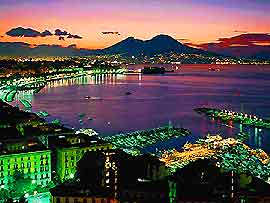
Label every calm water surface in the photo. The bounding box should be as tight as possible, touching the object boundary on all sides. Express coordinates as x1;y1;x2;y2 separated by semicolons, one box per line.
14;64;270;152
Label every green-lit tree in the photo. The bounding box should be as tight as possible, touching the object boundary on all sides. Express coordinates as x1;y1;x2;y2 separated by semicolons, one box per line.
16;124;25;136
0;188;9;201
8;171;37;198
239;174;252;188
217;145;270;180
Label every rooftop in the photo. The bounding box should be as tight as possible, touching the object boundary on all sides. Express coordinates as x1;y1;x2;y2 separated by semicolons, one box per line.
49;133;110;149
0;136;48;156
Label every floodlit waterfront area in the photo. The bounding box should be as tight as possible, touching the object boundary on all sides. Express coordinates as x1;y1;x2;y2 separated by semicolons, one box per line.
1;64;270;202
100;125;191;155
1;0;270;200
195;107;270;129
0;68;127;104
160;135;270;180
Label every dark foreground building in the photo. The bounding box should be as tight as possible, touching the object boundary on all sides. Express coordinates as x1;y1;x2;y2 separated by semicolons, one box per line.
51;150;270;203
50;183;117;203
120;177;176;203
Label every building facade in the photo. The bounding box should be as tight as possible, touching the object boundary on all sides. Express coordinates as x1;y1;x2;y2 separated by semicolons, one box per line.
56;143;112;182
0;150;51;188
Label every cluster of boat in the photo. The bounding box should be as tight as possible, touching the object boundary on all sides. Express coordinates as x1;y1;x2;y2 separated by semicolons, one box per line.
194;107;270;129
100;126;191;155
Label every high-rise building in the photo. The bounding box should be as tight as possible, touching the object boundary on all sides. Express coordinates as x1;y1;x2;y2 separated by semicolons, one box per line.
0;149;51;188
76;149;169;199
55;134;113;182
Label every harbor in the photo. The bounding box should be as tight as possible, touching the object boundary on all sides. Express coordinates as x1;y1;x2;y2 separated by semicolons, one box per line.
100;125;191;156
194;107;270;129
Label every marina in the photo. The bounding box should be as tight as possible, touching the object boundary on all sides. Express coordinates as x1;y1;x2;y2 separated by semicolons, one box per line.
195;107;270;129
100;125;191;155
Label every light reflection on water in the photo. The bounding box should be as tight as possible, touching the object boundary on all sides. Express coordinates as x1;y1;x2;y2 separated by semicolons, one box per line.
13;64;270;152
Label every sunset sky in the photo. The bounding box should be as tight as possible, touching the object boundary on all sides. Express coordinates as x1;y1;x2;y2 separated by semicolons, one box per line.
1;0;270;49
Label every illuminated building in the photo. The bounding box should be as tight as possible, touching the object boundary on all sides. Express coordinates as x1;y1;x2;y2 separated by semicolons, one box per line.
102;151;170;199
159;135;270;180
0;149;51;188
75;149;121;199
76;149;169;200
55;135;113;182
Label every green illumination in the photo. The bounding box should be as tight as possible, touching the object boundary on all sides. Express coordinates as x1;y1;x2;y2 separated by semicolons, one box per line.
161;135;270;182
169;180;177;203
195;107;270;129
100;126;191;156
0;150;52;199
56;143;112;182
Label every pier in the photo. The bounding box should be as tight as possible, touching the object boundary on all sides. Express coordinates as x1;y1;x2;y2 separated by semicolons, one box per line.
194;107;270;129
99;125;191;156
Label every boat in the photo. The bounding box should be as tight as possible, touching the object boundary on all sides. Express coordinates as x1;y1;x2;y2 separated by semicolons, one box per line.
142;67;166;74
85;96;103;100
36;111;49;117
165;69;175;73
208;67;216;72
208;67;221;72
125;92;132;95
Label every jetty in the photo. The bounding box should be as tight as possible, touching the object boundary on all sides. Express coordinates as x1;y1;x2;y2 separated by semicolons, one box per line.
194;107;270;129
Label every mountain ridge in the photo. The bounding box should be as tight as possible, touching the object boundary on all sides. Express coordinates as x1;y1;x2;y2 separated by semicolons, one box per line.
101;34;209;56
0;34;269;59
0;34;213;57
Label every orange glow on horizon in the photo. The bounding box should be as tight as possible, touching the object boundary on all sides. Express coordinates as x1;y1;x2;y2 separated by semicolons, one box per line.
1;1;270;49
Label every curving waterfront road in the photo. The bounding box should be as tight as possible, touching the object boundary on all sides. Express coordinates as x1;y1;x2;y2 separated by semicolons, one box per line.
12;64;270;153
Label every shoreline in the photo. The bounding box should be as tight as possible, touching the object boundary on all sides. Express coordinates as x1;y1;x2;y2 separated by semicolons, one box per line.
0;68;127;104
